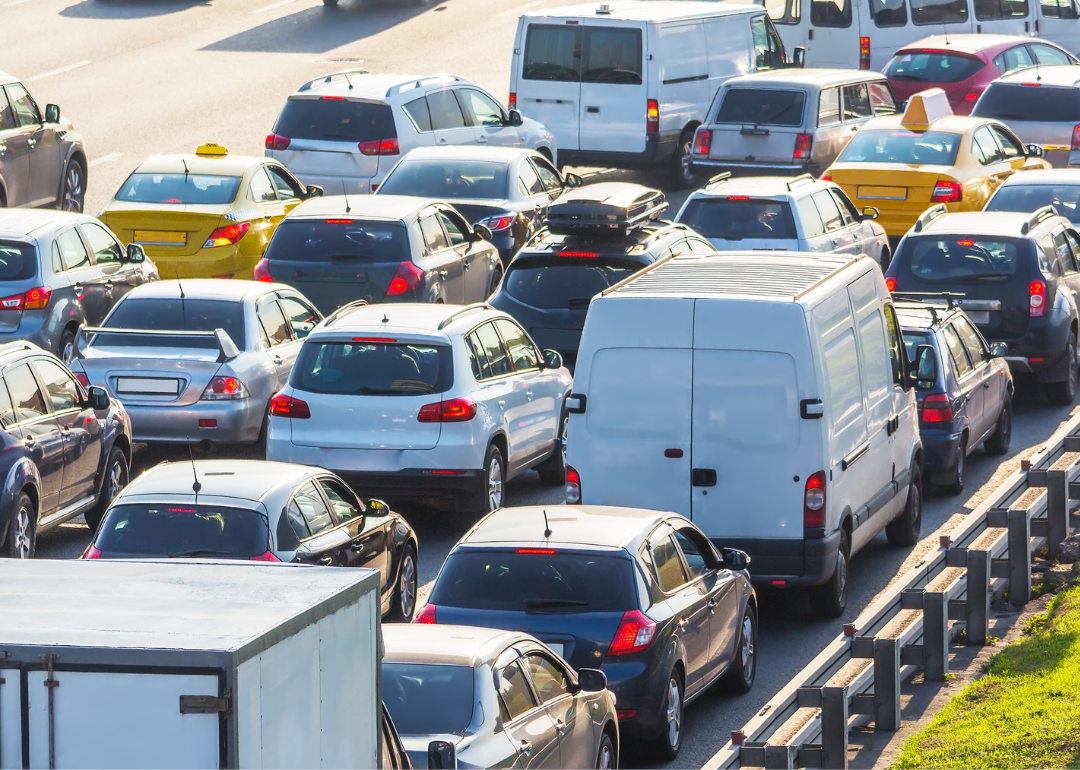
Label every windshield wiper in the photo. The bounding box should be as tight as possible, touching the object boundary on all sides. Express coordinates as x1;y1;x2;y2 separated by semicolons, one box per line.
754;103;796;128
166;549;234;558
524;599;589;611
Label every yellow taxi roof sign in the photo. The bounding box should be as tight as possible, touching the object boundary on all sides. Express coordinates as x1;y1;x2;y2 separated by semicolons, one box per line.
900;89;952;131
195;143;228;157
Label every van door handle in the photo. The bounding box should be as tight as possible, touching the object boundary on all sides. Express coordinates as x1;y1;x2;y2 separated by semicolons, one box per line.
842;442;870;470
586;106;599;114
691;468;717;487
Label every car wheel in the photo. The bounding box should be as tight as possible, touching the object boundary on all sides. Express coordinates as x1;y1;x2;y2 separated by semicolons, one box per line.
487;266;503;299
809;528;849;619
886;465;922;547
466;444;504;516
387;544;417;622
985;393;1012;456
671;129;700;190
59;158;86;213
85;446;128;532
722;603;757;694
941;436;966;496
645;669;684;761
1046;333;1078;405
57;326;77;365
6;492;36;559
536;408;568;486
879;246;891;273
596;732;616;770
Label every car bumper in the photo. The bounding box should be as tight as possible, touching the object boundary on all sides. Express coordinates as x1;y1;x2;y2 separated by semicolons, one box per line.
598;656;668;737
0;315;54;354
148;247;261;281
125;399;265;444
293;173;376;195
689;158;820;176
711;532;841;587
920;428;963;475
328;469;482;501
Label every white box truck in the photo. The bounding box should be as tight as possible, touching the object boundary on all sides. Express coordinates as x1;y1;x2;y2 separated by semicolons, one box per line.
0;560;382;769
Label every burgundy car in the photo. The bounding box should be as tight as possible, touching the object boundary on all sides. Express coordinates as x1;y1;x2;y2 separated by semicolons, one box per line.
884;34;1077;115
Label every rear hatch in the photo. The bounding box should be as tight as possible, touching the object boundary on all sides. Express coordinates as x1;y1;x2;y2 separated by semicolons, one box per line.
883;50;986;109
0;240;42;334
973;82;1080;149
707;87;808;165
829;164;956;236
676;195;800;249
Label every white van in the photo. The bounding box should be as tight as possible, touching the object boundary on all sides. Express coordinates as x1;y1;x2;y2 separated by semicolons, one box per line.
765;0;1080;71
509;0;804;187
565;252;927;617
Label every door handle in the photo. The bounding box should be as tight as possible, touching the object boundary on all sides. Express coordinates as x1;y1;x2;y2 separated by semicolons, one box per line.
273;355;284;365
463;262;470;271
28;138;37;148
526;390;533;399
586;106;599;114
707;599;718;613
677;618;689;631
555;719;566;736
438;139;448;145
351;542;364;552
61;425;70;433
438;269;448;277
691;468;717;487
477;135;488;143
23;435;34;445
264;214;273;221
0;144;6;155
850;126;859;132
983;381;991;389
318;556;334;566
498;399;506;409
519;740;532;756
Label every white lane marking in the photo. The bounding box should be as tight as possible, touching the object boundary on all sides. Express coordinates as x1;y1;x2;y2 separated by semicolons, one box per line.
250;0;298;13
496;0;545;16
89;153;123;168
2;0;36;7
27;60;91;82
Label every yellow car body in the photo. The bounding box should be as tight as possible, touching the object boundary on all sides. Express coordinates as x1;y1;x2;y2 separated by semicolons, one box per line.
99;145;315;280
823;90;1049;239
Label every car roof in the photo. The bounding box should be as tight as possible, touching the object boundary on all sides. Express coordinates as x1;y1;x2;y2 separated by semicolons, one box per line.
689;174;825;198
288;194;434;221
0;209;89;240
520;221;694;261
723;68;887;88
996;64;1080;87
120;279;287;303
397;146;539;164
526;0;762;22
311;302;496;338
0;71;17;87
119;460;317;504
293;72;469;99
133;153;265;177
998;168;1080;186
382;624;534;667
896;33;1036;56
461;505;671;550
0;341;46;362
915;210;1057;237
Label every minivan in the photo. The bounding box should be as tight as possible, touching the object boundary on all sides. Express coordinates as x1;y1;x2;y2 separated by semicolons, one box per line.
565;252;927;617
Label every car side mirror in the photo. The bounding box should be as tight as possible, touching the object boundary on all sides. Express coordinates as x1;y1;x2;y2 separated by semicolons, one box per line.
428;740;455;769
367;498;391;517
989;341;1008;358
472;224;493;241
1026;143;1045;158
721;547;751;571
45;104;61;124
791;46;807;68
562;172;584;188
506;109;524;127
124;244;147;264
86;385;110;411
306;184;324;198
570;668;607;694
542;349;563;370
861;206;880;220
909;344;938;390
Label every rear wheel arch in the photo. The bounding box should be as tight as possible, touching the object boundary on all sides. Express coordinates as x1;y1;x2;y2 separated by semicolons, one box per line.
21;483;38;515
537;146;554;163
490;431;509;466
838;506;854;538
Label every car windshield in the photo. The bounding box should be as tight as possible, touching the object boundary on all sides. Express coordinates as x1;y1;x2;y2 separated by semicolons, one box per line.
905;237;1022;283
94;298;246;350
264;220;409;264
294;341;452;395
382;664;474;735
884;52;984;83
0;241;38;281
378;161;509;199
115;174;242;205
836;129;961;165
504;258;641;310
974;83;1080;122
986;184;1080;223
95;504;269;558
678;198;798;240
430;550;638;613
273;98;397;143
901;329;931;361
714;89;805;126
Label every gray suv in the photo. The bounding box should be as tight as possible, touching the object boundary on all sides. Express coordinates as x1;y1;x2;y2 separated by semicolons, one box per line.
0;71;88;211
0;210;158;363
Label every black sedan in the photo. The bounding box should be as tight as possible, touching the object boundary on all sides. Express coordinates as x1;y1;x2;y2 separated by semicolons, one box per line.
375;146;582;264
82;459;420;621
414;505;757;761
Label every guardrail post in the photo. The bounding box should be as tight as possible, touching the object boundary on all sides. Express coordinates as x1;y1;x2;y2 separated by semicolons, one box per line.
923;591;949;681
966;549;990;645
764;744;796;769
1046;468;1068;560
820;686;849;770
873;638;901;731
1008;508;1032;608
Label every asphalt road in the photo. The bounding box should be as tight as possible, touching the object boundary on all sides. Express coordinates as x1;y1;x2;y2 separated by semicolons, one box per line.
6;1;1080;767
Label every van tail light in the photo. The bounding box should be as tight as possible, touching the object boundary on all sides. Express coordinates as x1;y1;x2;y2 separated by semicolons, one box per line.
803;471;826;528
509;92;517;110
414;604;437;624
793;133;813;160
859;37;871;69
566;464;581;504
1030;279;1047;317
385;261;424;297
251;550;282;562
265;133;291;151
885;277;897;292
930;180;962;203
358;138;400;156
270;393;311;419
607;610;657;656
81;544;102;559
693;128;712;156
417;398;477;423
0;287;52;311
646;99;659;134
253;258;273;283
204;222;249;248
920;393;953;423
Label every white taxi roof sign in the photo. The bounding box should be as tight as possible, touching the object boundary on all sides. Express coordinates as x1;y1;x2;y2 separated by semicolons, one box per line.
195;143;228;157
900;89;952;131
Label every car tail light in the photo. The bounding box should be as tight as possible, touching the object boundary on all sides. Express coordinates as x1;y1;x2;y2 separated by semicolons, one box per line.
820;175;832;182
253;258;273;283
480;215;515;232
251;550;282;562
358;138;400;156
566;464;581;504
201;376;247;401
72;371;90;387
204;222;249;248
265;133;290;151
921;393;953;422
793;133;813;160
616;710;638;720
646;99;659;134
414;604;437;624
0;287;52;311
885;277;897;292
803;471;826;528
930;180;962;203
693;128;711;155
607;609;657;656
1030;279;1047;317
1072;125;1080;151
859;36;871;69
270;393;310;419
964;90;981;103
509;92;517;110
417;398;477;423
386;261;424;297
81;544;102;559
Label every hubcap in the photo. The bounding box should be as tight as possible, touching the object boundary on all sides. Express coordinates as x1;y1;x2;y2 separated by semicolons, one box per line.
665;677;681;748
679;141;693;183
63;164;84;212
107;459;125;502
598;740;613;770
399;554;416;618
740;615;755;678
956;446;965;486
488;455;503;511
836;548;848;601
61;339;75;365
1001;406;1011;444
13;505;32;559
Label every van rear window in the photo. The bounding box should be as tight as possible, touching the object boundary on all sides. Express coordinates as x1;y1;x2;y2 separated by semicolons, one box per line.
522;25;642;84
273;98;396;143
677;198;797;241
715;89;805;126
973;84;1080;123
904;238;1023;284
884;52;984;83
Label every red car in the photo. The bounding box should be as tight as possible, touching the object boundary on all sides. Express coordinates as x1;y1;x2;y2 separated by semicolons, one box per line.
884;34;1077;115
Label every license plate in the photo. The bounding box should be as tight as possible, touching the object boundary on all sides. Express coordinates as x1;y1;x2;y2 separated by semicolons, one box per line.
545;643;565;659
857;186;907;200
134;230;186;246
116;377;181;395
967;311;990;325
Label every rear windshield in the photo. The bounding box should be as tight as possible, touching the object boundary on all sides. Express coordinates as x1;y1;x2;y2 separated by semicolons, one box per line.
715;89;805;126
115;174;241;205
884;52;984;83
293;341;452;395
986;183;1080;223
901;329;931;361
429;550;638;613
837;129;961;165
504;258;641;310
677;198;798;240
95;298;246;349
264;220;409;264
974;84;1080;122
0;241;38;281
383;664;474;735
273;97;397;143
904;237;1024;283
522;25;643;84
378;160;508;199
95;504;269;558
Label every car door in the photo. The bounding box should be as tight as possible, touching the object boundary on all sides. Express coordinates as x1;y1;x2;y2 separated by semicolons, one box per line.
521;651;591;769
494;318;551;463
4;362;65;514
672;525;738;685
831;187;880;260
52;225;100;324
317;476;389;582
428;88;476;148
255;296;295;391
6;83;59;207
418;208;464;303
459;87;517;148
839;82;874;150
247;166;286;256
496;655;561;768
531;156;566;211
825;187;863;255
795;193;832;253
79;220;141;312
953;315;998;442
1052;228;1080;311
811;189;851;253
970;126;1015;204
470;322;529;466
437;206;488;302
578;24;646;154
290;480;351;566
517;160;550;234
942;322;983;447
1062;229;1080;308
0;87;30;207
32;357;101;509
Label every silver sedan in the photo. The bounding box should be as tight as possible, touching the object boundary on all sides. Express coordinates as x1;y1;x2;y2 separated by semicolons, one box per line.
70;279;322;447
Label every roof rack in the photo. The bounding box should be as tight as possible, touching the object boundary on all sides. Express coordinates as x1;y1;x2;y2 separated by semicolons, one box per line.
386;74;464;97
438;303;492;330
322;300;369;327
706;172;731;188
892;291;967;322
786;174;816;191
546;183;668;237
912;204;947;233
1021;205;1058;234
0;341;34;357
297;69;370;93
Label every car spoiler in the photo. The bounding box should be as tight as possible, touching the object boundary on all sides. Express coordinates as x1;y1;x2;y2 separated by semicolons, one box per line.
77;327;241;363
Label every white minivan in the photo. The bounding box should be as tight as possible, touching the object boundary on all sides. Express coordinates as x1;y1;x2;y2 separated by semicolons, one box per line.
509;0;804;187
565;252;928;617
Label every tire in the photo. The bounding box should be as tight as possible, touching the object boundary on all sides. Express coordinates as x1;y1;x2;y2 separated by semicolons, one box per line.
809;528;849;619
1045;332;1077;405
387;544;417;622
487;266;503;299
941;436;966;496
596;731;616;770
5;492;36;559
57;326;77;365
58;158;86;212
886;465;923;547
85;446;128;532
536;409;568;486
465;444;504;516
722;603;757;694
879;247;892;273
985;393;1012;456
671;129;701;190
645;669;684;761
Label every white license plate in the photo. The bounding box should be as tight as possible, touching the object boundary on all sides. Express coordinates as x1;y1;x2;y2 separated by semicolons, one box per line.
967;311;990;325
545;643;565;659
116;377;181;395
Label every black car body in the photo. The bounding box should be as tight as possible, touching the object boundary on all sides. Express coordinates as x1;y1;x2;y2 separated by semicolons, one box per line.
0;341;132;558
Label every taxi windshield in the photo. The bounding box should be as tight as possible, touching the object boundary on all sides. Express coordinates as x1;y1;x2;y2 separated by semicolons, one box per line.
836;129;961;165
116;173;242;205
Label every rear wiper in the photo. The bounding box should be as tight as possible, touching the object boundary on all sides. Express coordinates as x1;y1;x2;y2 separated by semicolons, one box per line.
166;549;234;558
358;387;403;395
524;599;589;611
330;254;371;262
567;297;591;308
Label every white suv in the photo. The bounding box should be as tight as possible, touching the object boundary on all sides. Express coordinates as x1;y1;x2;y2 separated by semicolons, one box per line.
265;302;573;515
265;70;557;196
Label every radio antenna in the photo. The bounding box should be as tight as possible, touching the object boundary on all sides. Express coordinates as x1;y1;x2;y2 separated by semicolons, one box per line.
543;509;552;539
187;439;202;500
174;268;187;329
341;180;351;214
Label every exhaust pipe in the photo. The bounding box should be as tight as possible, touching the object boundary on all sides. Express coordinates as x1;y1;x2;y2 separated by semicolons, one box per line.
199;439;215;454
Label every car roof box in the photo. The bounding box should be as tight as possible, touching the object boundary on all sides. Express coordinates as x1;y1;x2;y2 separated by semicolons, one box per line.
546;182;668;237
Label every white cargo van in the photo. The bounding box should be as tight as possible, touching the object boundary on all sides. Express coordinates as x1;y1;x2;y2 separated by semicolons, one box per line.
565;252;928;617
509;0;804;187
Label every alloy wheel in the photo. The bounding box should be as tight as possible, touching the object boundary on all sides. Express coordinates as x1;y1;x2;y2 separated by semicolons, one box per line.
488;455;503;511
740;614;755;678
399;552;416;618
598;738;614;770
836;547;848;604
61;339;75;365
106;458;125;504
62;163;84;212
13;504;33;559
665;677;682;750
678;140;695;186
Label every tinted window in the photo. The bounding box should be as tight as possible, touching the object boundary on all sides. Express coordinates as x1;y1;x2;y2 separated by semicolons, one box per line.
524;655;568;702
257;300;291;346
95;504;269;558
0;241;38;281
885;52;983;83
649;533;688;592
293;481;334;535
974;84;1080;122
81;222;123;264
404;97;432;132
986;184;1080;223
427;89;467;130
518;160;544;196
319;478;361;522
278;295;319;339
97;299;245;349
523;24;580;81
294;341;451;395
34;359;79;412
473;322;511;377
993;45;1036;73
943;324;974;378
955;316;988;364
6;364;47;422
910;0;968;23
0;380;15;427
1042;0;1078;17
495;319;539;371
55;229;90;271
870;0;908;25
419;212;449;252
842;83;872;120
379;160;508;199
116;174;242;205
905;238;1021;283
582;27;642;84
430;550;638;612
265;220;408;264
838;129;961;165
0;91;13;130
383;664;474;735
716;89;805;126
533;159;562;194
678;198;798;240
438;211;468;247
504;258;639;310
273;98;396;143
497;662;536;721
975;0;1028;19
811;0;852;25
672;529;709;579
267;167;301;200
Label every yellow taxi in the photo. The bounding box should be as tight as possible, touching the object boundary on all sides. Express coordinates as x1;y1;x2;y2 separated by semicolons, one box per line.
99;145;320;280
822;89;1049;240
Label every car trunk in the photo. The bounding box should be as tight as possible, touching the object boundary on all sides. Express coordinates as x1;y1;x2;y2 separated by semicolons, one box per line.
80;345;225;406
444;200;514;227
829;165;955;236
974;84;1080;152
0;240;41;334
102;204;232;258
289;391;442;449
274;260;403;314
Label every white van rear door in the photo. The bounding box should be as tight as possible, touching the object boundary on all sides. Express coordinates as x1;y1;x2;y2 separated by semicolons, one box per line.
517;21;582;151
579;22;648;153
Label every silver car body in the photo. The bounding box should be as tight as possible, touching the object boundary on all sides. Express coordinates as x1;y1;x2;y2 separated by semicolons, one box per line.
984;168;1080;225
383;624;618;769
70;280;322;445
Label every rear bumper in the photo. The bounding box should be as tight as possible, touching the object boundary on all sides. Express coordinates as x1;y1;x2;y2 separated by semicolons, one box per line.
0;315;54;354
598;657;667;736
559;135;677;168
921;429;963;475
711;532;840;587
125;399;265;444
291;172;376;195
986;321;1072;378
690;158;820;176
329;469;482;500
150;247;261;281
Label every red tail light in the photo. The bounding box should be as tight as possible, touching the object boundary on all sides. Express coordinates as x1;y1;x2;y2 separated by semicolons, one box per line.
964;90;981;102
1072;125;1080;151
509;92;517;110
793;133;813;160
646;99;659;134
414;604;437;624
0;287;52;311
253;258;273;283
1030;279;1047;317
820;175;832;182
566;464;581;504
930;180;962;203
617;709;638;720
607;610;657;656
358;138;400;156
81;544;102;559
251;550;282;562
73;371;90;387
921;393;953;422
885;277;897;292
517;548;558;555
265;133;290;151
693;128;712;155
204;222;249;248
270;393;310;419
481;215;515;232
803;471;826;528
859;36;871;69
386;261;424;297
417;398;477;423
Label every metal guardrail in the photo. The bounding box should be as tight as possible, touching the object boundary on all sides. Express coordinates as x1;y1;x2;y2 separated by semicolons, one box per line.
705;409;1080;770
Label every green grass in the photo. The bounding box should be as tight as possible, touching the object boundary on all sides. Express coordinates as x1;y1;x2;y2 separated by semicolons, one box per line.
893;585;1080;769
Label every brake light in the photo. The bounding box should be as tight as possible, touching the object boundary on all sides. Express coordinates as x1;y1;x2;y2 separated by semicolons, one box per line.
1030;279;1047;317
265;133;291;151
414;604;437;624
727;196;749;201
480;215;515;232
558;251;599;258
73;371;90;387
921;393;953;422
803;471;826;528
517;548;558;554
358;138;400;156
794;133;813;160
204;222;249;248
646;99;659;134
930;180;962;203
566;464;581;504
607;610;657;656
1072;125;1080;151
253;258;273;283
81;544;101;559
693;128;711;155
964;90;980;102
886;277;897;292
0;286;52;311
270;393;310;419
251;550;282;562
859;36;871;69
616;710;638;720
201;376;246;401
385;261;424;297
417;398;477;423
509;92;517;110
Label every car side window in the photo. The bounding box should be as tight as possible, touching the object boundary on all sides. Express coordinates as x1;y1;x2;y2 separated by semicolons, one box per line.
249;167;278;203
943;324;974;379
278;295;320;339
285;499;311;542
438;210;468;247
818;87;841;126
1053;230;1074;275
257;299;292;347
1058;231;1080;273
465;332;487;380
672;528;710;579
972;126;1004;166
884;305;905;386
523;654;569;702
811;0;852;26
404;97;433;132
868;82;898;115
648;530;689;592
494;319;539;371
812;190;844;232
995;44;1035;74
80;222;124;264
461;89;505;127
991;125;1025;159
518;160;544;196
688;237;714;253
419;212;450;253
497;660;537;722
0;379;15;428
33;359;80;412
6;84;40;127
796;195;826;238
6;364;48;422
474;322;512;377
56;227;91;271
841;83;872;121
426;89;467;130
954;317;989;365
1031;43;1072;66
0;90;15;130
266;166;302;201
531;158;563;195
318;478;361;523
829;188;861;225
1065;231;1080;271
292;480;334;536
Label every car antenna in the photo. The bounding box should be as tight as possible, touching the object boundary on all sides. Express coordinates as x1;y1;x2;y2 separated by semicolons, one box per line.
174;268;187;330
182;157;190;179
344;72;355;90
187;439;202;500
543;509;552;539
341;181;351;214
